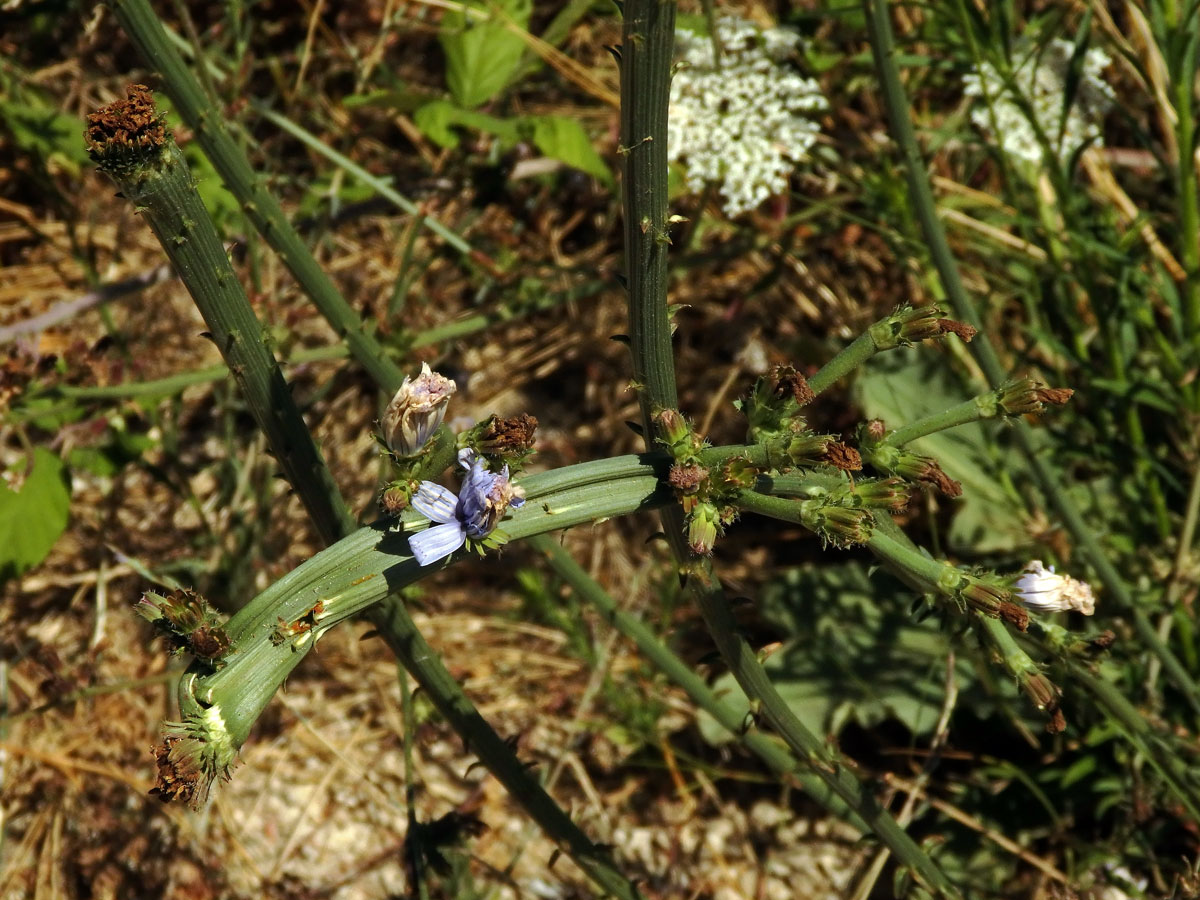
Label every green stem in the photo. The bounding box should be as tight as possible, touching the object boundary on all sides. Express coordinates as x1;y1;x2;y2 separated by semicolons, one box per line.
399;668;430;900
373;602;635;899
884;396;992;446
91;89;646;898
807;331;876;397
684;565;961;898
617;4;958;893
91;128;353;545
527;534;867;831
1174;22;1200;342
620;0;680;428
875;494;1200;824
107;0;408;394
862;0;1200;717
50;278;605;404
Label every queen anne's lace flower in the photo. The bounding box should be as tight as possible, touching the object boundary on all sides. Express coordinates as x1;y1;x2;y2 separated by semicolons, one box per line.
668;15;827;216
1015;560;1096;615
963;38;1115;168
408;449;525;565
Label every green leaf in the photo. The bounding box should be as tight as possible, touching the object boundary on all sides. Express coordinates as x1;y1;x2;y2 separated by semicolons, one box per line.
527;116;613;185
0;449;71;584
0;83;90;177
439;0;532;108
697;564;987;744
413;100;520;150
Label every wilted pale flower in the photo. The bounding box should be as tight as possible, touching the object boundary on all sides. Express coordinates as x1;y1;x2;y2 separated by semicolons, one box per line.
408;449;525;566
963;38;1115;168
1015;560;1095;615
381;363;456;457
669;15;827;216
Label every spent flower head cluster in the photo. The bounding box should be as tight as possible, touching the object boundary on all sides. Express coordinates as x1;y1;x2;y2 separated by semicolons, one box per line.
668;15;827;216
963;38;1115;169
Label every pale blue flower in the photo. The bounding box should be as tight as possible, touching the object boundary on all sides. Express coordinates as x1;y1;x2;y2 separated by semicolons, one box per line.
408;449;525;566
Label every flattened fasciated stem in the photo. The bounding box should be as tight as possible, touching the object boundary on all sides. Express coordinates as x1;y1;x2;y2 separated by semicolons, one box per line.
90;86;648;900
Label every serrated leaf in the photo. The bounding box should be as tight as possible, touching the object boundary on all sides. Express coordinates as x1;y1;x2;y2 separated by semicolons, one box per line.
0;449;70;584
439;0;532;109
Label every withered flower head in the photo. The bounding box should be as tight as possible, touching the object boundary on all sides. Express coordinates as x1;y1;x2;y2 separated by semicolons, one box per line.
85;84;167;177
998;379;1075;416
769;365;815;407
381;363;456;457
936;319;977;342
825;441;862;472
477;413;538;457
895;452;962;498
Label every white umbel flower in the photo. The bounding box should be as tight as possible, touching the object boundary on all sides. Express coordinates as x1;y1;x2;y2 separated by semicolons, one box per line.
1015;560;1096;615
669;15;827;216
963;38;1115;168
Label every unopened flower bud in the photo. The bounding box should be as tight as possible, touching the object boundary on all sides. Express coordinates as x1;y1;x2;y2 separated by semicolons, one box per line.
1015;560;1095;615
958;576;1028;630
785;431;834;467
803;502;872;547
870;306;940;349
136;590;230;662
997;379;1075;416
851;477;910;511
863;419;888;443
380;483;411;515
688;503;721;555
1019;672;1065;733
655;408;701;460
893;450;962;498
381;363;456;457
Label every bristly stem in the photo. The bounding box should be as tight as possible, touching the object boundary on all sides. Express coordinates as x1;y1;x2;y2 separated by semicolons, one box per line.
862;0;1200;717
620;0;680;430
87;89;353;546
107;0;408;395
881;396;991;446
617;4;959;894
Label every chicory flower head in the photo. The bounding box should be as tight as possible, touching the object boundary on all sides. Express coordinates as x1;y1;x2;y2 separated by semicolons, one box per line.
1015;560;1095;615
408;448;526;566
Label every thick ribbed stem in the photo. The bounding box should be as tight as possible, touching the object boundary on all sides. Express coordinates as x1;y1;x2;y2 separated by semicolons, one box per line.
107;0;408;394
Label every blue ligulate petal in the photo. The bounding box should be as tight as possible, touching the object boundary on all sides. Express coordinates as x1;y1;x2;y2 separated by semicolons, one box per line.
411;482;459;523
409;521;467;566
